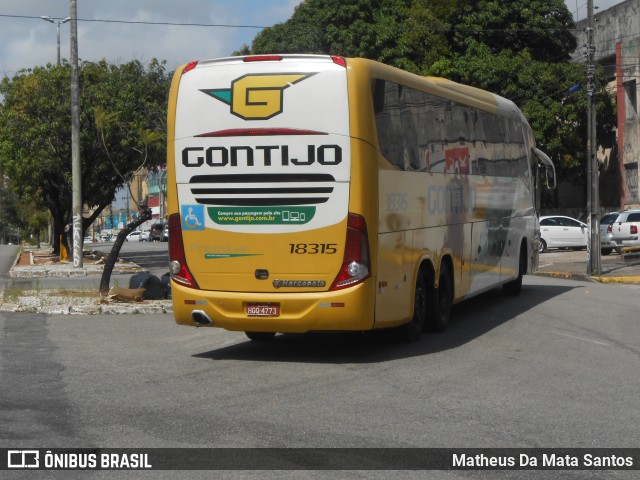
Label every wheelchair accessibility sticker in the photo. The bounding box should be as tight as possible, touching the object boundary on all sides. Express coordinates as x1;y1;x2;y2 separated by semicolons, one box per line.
181;205;205;231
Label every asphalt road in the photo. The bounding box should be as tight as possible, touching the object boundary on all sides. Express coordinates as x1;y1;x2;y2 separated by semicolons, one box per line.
87;239;170;275
1;268;639;479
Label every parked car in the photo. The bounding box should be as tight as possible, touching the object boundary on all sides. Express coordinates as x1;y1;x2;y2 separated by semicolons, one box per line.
126;230;142;242
539;215;588;252
162;225;169;242
139;228;151;242
600;209;640;254
100;233;113;242
150;223;165;242
600;212;620;255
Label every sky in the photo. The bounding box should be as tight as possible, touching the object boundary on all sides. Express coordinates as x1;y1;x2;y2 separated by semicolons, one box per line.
0;0;628;79
0;0;302;78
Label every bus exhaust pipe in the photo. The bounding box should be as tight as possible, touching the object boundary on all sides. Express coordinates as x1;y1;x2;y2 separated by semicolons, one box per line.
192;310;213;326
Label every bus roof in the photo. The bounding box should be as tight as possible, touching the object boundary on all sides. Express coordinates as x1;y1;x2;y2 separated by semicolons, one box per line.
346;57;525;121
177;54;527;122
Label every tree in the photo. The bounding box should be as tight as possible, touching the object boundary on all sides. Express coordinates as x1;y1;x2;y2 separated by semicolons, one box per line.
0;59;170;255
249;0;455;72
447;0;577;62
94;106;164;293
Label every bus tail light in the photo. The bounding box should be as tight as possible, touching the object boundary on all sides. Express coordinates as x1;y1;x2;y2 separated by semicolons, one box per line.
330;213;370;291
168;213;199;289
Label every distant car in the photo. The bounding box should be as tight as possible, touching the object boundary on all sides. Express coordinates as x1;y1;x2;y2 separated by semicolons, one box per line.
126;230;142;242
600;209;640;254
162;226;169;242
83;236;92;244
150;223;165;242
539;215;587;252
139;228;151;242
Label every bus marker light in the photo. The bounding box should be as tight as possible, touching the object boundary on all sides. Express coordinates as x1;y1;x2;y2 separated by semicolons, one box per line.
182;61;198;74
244;55;283;62
331;56;346;67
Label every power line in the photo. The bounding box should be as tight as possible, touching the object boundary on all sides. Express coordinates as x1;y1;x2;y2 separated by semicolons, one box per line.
0;13;266;29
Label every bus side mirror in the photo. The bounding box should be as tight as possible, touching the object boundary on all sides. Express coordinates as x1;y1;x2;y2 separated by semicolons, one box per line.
532;147;556;189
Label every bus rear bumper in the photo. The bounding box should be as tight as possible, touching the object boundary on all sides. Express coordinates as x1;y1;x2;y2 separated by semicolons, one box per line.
171;281;375;333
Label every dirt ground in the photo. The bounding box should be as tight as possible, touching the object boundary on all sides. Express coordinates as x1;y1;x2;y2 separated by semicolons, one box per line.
16;251;103;267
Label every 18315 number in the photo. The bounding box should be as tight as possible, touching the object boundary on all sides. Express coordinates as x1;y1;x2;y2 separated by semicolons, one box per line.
289;243;337;254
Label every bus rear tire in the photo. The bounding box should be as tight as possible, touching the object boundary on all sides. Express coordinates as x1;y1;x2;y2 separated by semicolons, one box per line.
424;263;452;333
397;273;427;343
245;332;276;341
503;247;526;296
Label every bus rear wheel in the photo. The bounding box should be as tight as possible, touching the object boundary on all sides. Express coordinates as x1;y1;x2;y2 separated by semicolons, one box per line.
424;263;452;333
503;247;526;296
398;273;427;343
245;332;276;341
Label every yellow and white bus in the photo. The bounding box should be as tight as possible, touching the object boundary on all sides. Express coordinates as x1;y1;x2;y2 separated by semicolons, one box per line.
166;54;554;342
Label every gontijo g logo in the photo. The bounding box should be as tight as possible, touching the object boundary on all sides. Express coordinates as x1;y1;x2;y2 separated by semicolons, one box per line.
200;73;316;120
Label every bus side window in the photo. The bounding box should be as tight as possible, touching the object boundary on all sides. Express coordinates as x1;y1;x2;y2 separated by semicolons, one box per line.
400;87;422;171
373;80;404;170
508;119;529;180
418;91;446;173
372;79;386;114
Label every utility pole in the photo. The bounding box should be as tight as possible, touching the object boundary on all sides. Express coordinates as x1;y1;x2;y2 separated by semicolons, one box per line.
70;0;83;267
586;0;600;275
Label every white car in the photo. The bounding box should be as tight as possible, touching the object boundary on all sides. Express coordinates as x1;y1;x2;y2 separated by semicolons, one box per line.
600;209;640;254
539;216;588;252
139;228;151;242
126;230;142;242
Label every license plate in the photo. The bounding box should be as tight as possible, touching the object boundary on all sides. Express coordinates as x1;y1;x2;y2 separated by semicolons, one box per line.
246;304;280;317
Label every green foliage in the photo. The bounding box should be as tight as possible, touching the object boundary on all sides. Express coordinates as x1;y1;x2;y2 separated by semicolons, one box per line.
250;0;454;70
0;177;49;244
0;59;170;251
449;0;577;61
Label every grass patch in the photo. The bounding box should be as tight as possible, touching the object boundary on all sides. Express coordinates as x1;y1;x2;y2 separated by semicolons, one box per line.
2;285;21;303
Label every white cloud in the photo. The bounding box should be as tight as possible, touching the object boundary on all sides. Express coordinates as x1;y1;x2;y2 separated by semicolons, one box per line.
0;0;302;77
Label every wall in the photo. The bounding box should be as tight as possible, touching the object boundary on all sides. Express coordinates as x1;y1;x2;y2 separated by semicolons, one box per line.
573;0;640;208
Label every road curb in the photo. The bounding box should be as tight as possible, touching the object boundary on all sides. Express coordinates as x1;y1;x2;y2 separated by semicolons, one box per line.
0;302;173;315
594;276;640;284
534;271;640;284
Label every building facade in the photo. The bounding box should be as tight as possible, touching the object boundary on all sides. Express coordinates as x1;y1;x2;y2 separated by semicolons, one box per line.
574;0;640;208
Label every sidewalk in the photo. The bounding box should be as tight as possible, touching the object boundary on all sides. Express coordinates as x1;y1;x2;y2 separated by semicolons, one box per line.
1;249;173;315
535;249;640;284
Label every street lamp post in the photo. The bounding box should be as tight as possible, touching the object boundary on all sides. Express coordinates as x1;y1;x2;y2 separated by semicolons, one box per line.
40;15;70;65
